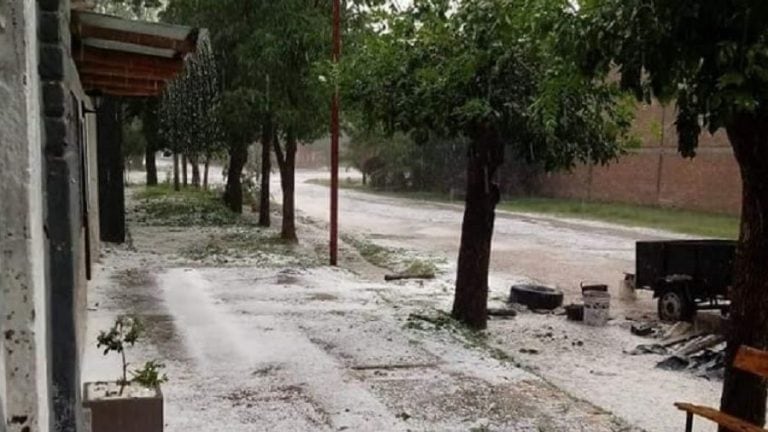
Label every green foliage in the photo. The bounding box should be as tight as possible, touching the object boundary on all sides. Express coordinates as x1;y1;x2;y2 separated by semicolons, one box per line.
577;0;768;155
342;234;443;275
401;260;438;278
212;88;261;149
180;229;322;266
97;317;169;392
97;316;142;356
343;0;632;172
97;316;144;392
162;0;339;219
345;127;467;192
499;197;739;239
133;185;246;226
163;0;334;144
131;361;168;389
342;234;400;269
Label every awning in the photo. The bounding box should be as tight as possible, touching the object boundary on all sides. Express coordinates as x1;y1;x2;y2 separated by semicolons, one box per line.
71;10;200;97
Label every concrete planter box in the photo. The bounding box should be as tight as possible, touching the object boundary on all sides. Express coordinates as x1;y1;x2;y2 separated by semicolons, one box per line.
83;382;163;432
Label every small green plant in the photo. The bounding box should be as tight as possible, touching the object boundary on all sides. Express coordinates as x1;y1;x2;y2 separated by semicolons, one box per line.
131;361;168;388
96;316;167;394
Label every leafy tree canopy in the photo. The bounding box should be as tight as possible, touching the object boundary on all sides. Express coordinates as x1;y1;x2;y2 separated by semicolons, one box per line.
576;0;768;156
344;0;635;170
162;0;337;143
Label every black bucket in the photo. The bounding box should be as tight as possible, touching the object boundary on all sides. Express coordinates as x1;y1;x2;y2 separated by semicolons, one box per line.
581;283;608;294
565;304;584;321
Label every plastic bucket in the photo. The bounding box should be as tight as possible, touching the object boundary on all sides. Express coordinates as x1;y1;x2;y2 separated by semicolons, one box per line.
583;290;610;326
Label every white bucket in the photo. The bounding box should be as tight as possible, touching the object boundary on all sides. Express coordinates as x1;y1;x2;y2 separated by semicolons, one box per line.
583;290;610;326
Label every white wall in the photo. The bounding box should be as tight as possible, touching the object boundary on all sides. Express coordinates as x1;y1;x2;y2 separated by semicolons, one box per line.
0;0;50;431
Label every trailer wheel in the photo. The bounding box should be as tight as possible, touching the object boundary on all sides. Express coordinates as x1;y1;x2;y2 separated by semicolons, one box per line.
658;289;696;322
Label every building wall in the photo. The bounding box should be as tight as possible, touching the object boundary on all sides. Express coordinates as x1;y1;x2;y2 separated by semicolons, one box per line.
86;110;101;263
38;0;91;430
529;101;743;215
0;1;50;431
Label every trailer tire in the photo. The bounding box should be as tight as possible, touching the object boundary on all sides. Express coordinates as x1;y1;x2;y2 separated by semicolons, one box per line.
657;288;696;322
509;285;564;310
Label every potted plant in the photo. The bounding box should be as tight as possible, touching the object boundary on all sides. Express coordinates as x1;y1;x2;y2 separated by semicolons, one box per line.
83;316;167;432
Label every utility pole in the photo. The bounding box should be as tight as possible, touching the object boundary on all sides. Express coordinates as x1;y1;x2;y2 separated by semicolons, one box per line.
330;0;341;265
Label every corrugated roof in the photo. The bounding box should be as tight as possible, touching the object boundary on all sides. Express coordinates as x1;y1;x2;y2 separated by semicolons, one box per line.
71;10;200;97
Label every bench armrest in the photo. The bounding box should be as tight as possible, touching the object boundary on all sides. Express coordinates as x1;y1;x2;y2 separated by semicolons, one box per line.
675;402;766;432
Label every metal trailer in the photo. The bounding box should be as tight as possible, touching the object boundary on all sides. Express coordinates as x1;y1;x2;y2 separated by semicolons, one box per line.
628;240;737;322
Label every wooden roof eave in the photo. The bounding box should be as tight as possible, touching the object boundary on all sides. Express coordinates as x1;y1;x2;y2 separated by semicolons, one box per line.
76;23;196;54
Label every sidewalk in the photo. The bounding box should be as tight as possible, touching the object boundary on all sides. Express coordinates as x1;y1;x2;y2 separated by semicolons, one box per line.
81;189;638;431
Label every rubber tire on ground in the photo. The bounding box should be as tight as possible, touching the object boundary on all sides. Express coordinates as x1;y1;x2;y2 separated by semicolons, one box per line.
508;284;564;310
657;288;696;322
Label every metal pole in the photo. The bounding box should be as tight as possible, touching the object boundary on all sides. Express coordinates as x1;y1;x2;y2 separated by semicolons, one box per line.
330;0;341;266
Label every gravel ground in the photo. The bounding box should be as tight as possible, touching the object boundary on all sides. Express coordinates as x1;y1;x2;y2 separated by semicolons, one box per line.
81;169;728;431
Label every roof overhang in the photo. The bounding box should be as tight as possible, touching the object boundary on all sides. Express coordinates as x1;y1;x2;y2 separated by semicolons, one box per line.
71;10;200;97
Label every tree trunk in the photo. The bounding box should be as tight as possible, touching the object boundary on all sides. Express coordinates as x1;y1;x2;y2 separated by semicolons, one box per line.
362;171;367;186
182;153;188;187
274;130;298;242
145;145;157;186
203;154;210;190
190;154;201;188
224;142;248;213
451;125;504;330
259;119;272;227
172;152;180;191
719;114;768;430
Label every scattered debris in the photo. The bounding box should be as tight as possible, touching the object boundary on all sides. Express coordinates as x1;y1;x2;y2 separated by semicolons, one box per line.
384;273;435;281
590;369;617;377
396;412;411;421
662;321;694;340
627;321;728;379
565;304;584;321
630;323;654;337
659;332;708;348
487;308;517;319
656;356;689;371
674;334;724;357
628;344;667;355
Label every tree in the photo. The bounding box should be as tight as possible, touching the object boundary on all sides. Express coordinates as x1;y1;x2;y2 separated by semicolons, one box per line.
215;89;261;213
259;81;273;227
235;0;332;241
344;0;632;329
163;0;267;214
141;99;160;186
578;1;768;427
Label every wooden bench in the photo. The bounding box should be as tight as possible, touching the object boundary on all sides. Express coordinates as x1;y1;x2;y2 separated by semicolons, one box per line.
675;346;768;432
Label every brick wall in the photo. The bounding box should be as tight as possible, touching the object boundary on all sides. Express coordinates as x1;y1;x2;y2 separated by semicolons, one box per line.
529;101;743;215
